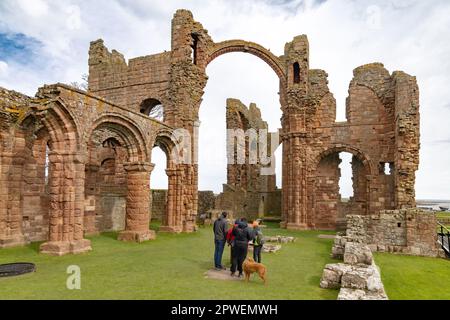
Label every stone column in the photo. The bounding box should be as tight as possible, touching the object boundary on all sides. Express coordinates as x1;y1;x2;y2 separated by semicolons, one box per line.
0;151;27;248
285;135;309;230
160;168;183;233
280;135;289;228
118;162;156;242
40;151;92;255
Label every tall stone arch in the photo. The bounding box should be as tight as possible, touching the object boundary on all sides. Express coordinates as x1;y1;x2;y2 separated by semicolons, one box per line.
87;113;155;242
24;100;92;255
309;145;374;230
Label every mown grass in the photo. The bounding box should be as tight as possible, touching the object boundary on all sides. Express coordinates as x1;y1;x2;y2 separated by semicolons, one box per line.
375;252;450;300
0;223;339;300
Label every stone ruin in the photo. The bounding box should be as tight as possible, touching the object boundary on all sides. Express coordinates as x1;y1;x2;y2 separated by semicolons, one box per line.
320;209;445;300
333;210;444;258
213;99;281;221
0;9;422;255
320;241;388;300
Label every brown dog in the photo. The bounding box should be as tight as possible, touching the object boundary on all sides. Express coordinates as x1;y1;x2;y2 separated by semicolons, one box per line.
243;257;267;285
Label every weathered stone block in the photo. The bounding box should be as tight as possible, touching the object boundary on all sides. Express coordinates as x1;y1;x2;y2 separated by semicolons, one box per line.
344;242;373;266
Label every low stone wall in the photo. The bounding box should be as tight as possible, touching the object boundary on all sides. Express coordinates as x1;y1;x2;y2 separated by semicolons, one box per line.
321;241;388;300
346;209;444;257
214;186;282;221
151;189;167;221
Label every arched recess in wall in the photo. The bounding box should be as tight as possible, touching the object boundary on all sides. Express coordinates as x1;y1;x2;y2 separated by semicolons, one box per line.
313;146;373;231
21;125;52;242
149;135;170;225
150;131;177;228
198;40;285;219
18;102;80;244
140;98;164;122
85;115;148;235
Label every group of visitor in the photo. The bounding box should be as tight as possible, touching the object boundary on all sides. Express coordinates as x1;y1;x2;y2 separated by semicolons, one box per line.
213;212;265;278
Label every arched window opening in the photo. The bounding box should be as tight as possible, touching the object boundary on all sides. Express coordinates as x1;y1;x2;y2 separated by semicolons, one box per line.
140;98;164;121
381;162;393;175
191;34;199;65
293;62;301;84
150;146;169;225
275;143;283;189
45;143;50;187
150;146;168;190
339;152;354;200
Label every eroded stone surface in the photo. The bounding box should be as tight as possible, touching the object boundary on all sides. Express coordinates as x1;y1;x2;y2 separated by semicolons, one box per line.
320;263;353;289
265;236;296;243
0;9;422;257
343;242;373;266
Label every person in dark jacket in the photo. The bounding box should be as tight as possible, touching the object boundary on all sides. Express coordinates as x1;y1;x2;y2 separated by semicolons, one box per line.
252;220;265;263
230;218;254;277
213;212;229;270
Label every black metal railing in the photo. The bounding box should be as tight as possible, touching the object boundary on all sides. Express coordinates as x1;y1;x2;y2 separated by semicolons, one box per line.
437;222;450;257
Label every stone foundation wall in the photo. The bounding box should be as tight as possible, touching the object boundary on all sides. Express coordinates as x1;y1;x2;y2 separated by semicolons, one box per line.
151;189;167;221
345;209;443;257
215;185;281;221
321;241;388;300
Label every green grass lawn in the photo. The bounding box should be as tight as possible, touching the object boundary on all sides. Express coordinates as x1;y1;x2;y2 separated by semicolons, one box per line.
0;223;339;300
375;253;450;300
436;212;450;231
436;211;450;219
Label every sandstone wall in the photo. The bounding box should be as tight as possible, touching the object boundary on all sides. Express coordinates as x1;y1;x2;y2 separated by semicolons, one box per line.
345;209;442;257
0;9;421;255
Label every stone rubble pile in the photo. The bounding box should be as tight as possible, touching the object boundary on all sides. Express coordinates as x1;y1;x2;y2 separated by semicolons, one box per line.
262;244;282;253
265;236;296;244
320;241;388;300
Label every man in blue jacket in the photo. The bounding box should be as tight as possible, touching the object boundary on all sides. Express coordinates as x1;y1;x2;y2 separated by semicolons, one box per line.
213;212;229;270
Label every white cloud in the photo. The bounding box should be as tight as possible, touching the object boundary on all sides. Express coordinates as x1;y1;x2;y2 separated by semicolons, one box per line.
16;0;49;17
0;0;449;199
0;61;8;77
66;5;82;31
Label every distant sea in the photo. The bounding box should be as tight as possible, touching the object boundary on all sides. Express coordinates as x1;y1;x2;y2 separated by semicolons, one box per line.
416;200;450;211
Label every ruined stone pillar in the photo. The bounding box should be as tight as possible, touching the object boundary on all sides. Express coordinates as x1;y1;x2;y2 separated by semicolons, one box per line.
0;148;5;246
118;162;156;242
183;164;197;232
284;135;309;230
0;151;27;248
159;168;183;233
40;151;92;255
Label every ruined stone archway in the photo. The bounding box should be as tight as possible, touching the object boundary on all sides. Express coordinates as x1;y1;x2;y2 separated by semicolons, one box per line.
206;40;287;85
86;114;155;242
86;114;149;163
192;40;287;222
150;129;184;232
22;100;91;255
311;145;374;230
82;9;419;235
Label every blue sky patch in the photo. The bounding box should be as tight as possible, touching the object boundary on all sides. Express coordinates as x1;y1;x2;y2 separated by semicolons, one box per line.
0;32;42;65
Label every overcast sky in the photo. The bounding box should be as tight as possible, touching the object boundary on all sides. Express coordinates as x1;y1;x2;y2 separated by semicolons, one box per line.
0;0;449;199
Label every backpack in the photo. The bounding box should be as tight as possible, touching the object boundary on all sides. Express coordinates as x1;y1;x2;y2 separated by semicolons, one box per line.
226;226;236;245
255;230;265;246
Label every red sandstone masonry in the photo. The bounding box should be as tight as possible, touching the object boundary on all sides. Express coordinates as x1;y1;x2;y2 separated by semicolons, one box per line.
0;10;421;255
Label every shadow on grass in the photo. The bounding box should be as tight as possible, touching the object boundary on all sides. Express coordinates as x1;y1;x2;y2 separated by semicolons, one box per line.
98;232;119;240
28;241;42;254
